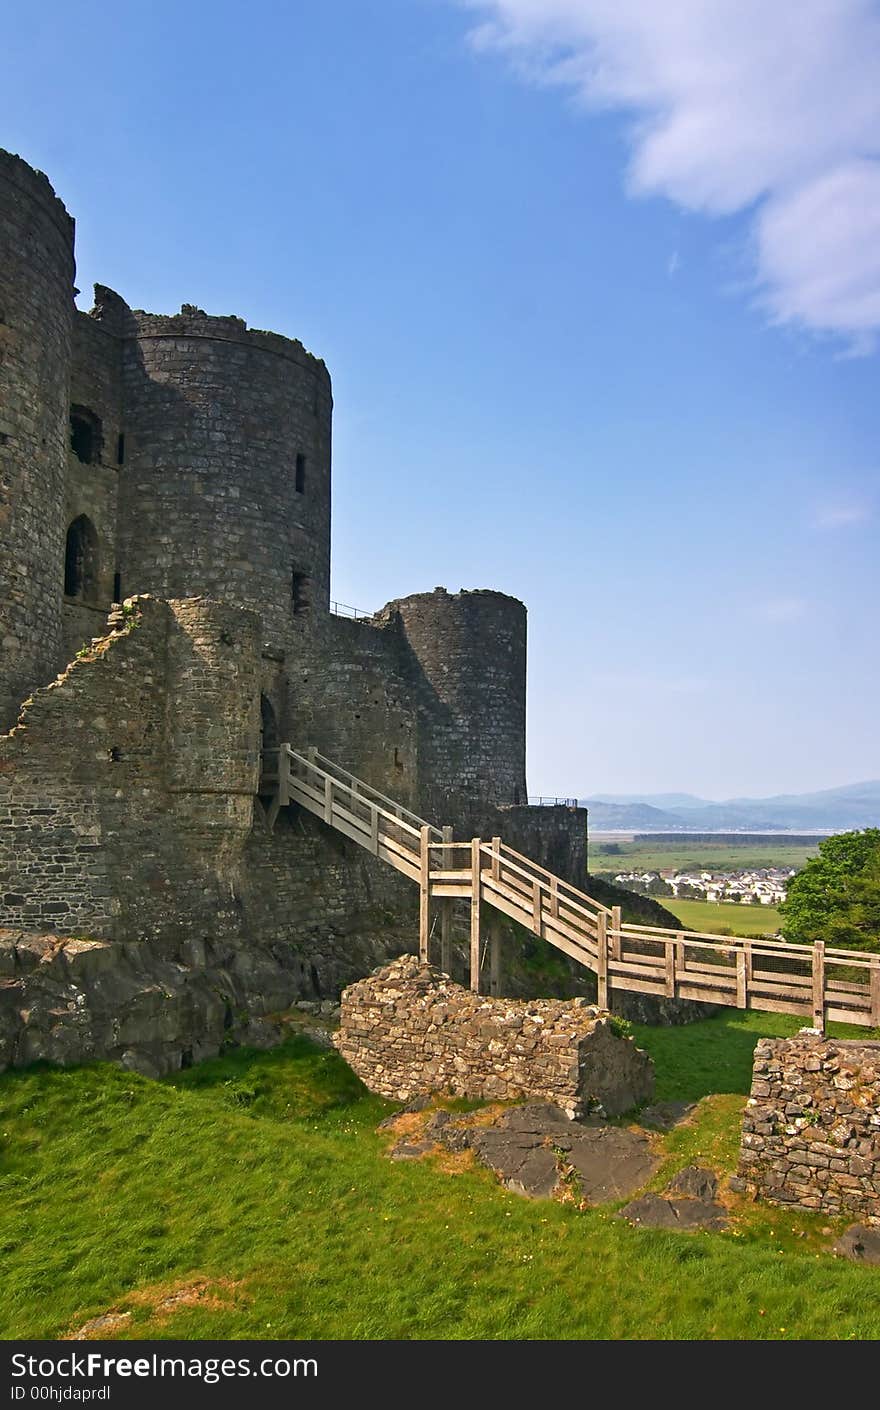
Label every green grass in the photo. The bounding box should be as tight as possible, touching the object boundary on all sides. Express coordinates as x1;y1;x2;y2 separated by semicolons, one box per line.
660;897;783;937
2;1018;880;1342
590;839;819;875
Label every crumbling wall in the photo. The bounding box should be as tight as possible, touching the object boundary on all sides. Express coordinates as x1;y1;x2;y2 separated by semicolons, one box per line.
0;595;260;940
334;956;655;1118
736;1035;880;1220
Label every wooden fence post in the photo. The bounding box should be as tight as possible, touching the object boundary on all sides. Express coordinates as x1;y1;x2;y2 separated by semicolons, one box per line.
419;825;431;965
470;838;482;993
369;805;379;856
491;836;501;882
278;745;290;807
323;775;333;824
736;948;747;1009
489;912;503;997
611;905;622;961
812;940;826;1030
665;939;676;997
440;825;453;975
872;960;880;1028
596;911;608;1009
549;876;559;919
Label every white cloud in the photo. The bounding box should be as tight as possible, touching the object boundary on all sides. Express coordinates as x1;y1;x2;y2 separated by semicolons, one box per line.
666;250;680;278
459;0;880;349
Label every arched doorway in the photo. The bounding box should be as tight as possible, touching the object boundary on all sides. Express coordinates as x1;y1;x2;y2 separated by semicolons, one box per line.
64;515;100;602
259;694;279;797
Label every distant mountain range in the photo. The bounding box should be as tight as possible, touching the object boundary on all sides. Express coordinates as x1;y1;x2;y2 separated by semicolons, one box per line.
580;781;880;833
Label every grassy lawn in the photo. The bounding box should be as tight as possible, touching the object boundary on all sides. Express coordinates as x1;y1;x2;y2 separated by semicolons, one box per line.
660;897;783;937
589;839;819;875
2;1016;879;1343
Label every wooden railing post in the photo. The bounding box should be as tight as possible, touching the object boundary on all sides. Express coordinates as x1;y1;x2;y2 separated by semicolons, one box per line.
611;904;622;961
369;805;379;855
278;744;291;807
872;960;880;1028
489;911;503;997
736;948;747;1009
419;825;431;965
323;774;333;824
549;876;559;919
440;825;453;974
470;838;482;993
596;910;608;1009
665;939;676;997
676;931;686;974
812;940;826;1030
491;836;501;882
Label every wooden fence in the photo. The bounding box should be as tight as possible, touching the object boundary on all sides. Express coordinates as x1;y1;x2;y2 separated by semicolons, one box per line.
263;745;880;1031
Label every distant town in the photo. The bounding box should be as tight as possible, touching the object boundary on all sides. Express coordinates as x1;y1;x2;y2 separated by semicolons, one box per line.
613;867;793;907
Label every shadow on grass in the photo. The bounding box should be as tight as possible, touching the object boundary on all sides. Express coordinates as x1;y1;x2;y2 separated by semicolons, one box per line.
163;1034;386;1125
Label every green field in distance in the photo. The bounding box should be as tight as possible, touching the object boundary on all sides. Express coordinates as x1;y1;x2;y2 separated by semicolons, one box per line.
589;837;819;875
658;896;783;937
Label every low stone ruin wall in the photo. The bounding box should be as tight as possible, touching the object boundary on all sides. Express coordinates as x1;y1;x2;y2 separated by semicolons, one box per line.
736;1035;880;1220
334;956;654;1118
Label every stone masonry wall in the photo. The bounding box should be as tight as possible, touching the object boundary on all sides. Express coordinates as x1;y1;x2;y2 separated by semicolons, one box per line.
737;1035;880;1221
0;151;75;731
377;589;528;813
118;303;332;650
334;956;655;1118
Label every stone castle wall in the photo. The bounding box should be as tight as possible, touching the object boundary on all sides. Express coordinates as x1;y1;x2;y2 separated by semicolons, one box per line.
377;588;528;813
335;956;654;1118
118;304;332;649
0;151;75;731
737;1035;880;1221
0;151;596;1079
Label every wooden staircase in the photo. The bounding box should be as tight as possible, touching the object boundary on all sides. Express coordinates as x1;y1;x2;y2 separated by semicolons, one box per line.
261;745;880;1031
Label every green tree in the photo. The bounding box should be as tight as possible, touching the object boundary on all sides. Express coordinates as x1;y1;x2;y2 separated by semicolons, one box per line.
780;828;880;951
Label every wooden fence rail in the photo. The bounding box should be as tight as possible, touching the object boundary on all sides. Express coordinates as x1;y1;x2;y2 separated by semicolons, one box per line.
262;744;880;1031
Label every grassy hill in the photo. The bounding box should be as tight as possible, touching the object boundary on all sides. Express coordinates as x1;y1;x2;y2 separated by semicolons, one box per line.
2;1015;880;1341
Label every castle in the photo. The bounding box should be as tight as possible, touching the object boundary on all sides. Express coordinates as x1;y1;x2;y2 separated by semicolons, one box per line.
0;149;586;1074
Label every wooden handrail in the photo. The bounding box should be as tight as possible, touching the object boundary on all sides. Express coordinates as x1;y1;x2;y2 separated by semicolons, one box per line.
259;744;880;1030
492;838;615;917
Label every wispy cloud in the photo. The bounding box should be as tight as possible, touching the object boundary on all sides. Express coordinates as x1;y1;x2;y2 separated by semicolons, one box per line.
666;250;680;278
759;597;809;624
458;0;880;351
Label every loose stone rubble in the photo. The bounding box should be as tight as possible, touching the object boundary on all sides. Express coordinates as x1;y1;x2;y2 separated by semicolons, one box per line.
335;956;655;1119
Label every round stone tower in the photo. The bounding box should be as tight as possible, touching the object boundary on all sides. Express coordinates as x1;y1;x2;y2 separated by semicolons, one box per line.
0;152;75;730
118;306;332;648
385;587;528;807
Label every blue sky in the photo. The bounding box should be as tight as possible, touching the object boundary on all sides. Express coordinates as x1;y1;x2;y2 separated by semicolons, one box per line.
4;0;878;798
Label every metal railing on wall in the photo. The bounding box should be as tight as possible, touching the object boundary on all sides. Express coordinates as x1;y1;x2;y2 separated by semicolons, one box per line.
528;795;579;807
329;600;374;620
